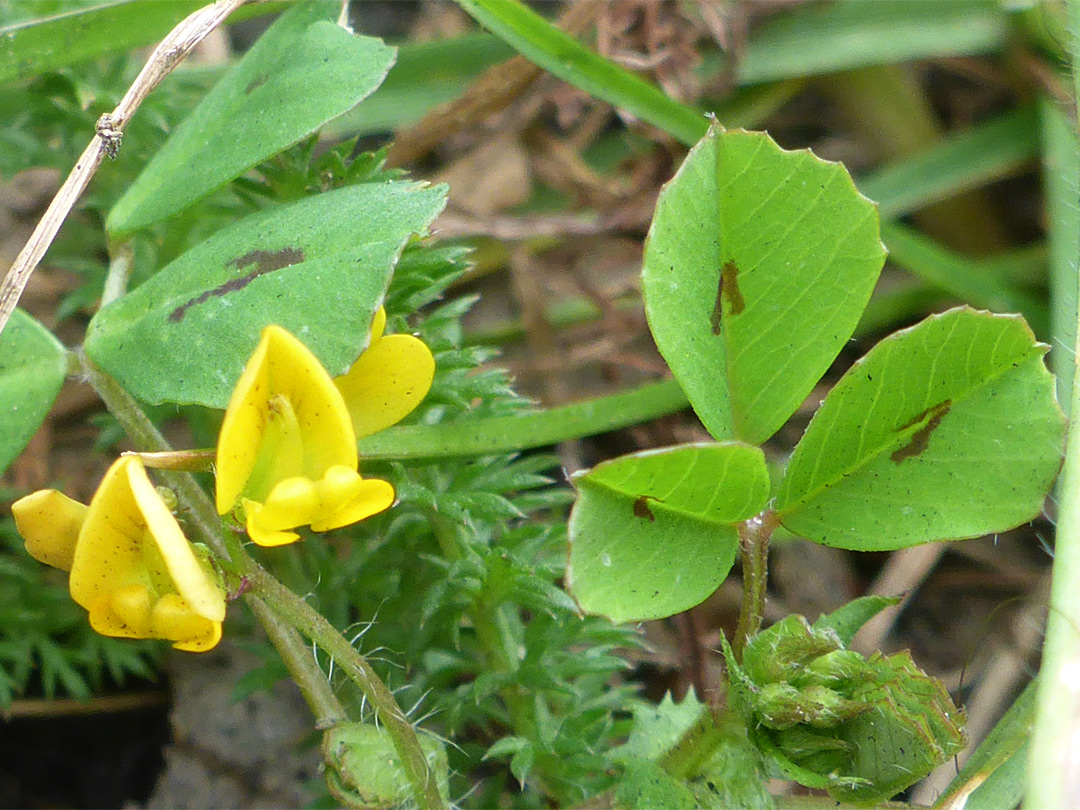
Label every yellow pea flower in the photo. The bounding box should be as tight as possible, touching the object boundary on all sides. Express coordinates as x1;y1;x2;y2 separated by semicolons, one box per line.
216;322;411;547
12;457;226;652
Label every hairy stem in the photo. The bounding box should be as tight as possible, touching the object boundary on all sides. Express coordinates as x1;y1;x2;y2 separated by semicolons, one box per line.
1028;3;1080;804
732;510;778;662
80;352;440;809
241;555;446;810
247;594;346;729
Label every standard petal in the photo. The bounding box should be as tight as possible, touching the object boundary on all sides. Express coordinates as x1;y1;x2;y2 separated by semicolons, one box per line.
335;334;435;439
216;332;273;514
216;326;358;514
70;458;150;612
12;489;88;571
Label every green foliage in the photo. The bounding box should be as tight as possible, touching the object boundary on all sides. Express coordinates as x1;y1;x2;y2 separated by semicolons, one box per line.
106;1;395;235
0;518;161;708
567;442;769;622
0;309;67;476
642;124;886;444
86;179;446;407
324;723;449;808
723;609;966;805
776;308;1065;549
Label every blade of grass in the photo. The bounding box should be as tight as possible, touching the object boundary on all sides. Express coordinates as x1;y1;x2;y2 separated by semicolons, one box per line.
0;0;282;85
858;106;1040;221
1040;96;1080;411
737;0;1006;85
357;379;688;460
933;679;1036;810
881;222;1048;336
1028;4;1080;806
451;0;709;146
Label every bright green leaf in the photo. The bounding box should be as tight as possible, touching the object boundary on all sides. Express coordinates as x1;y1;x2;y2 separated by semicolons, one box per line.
642;123;885;443
106;2;396;235
0;309;67;476
612;691;706;763
568;442;769;622
86;182;446;407
777;307;1065;550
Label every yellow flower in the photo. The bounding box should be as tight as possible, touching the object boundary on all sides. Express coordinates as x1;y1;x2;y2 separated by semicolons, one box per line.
334;307;436;440
12;457;226;652
217;315;431;547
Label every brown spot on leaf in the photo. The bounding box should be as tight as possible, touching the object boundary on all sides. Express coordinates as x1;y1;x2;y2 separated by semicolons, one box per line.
891;399;951;463
245;72;269;95
168;247;305;323
633;495;660;522
711;260;745;335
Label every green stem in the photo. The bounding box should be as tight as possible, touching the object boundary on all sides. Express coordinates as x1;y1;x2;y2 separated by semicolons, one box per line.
732;510;778;662
78;350;227;559
79;351;440;809
246;594;346;729
240;555;446;810
1029;6;1080;805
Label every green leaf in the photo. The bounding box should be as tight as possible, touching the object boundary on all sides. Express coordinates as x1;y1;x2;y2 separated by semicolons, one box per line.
777;307;1065;551
612;691;706;762
452;0;707;146
0;1;280;85
567;441;768;623
0;309;67;476
106;1;396;235
86;181;446;407
642;123;885;444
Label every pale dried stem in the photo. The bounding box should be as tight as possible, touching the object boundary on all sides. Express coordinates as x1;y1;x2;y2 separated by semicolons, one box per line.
0;0;253;338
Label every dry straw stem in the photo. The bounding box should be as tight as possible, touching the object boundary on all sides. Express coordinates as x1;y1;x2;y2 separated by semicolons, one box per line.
0;0;255;339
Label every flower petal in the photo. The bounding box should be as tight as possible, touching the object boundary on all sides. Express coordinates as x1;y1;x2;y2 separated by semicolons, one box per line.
88;589;148;639
335;334;435;439
12;489;88;571
312;475;395;531
152;593;222;652
70;458;151;613
216;326;357;513
128;460;226;622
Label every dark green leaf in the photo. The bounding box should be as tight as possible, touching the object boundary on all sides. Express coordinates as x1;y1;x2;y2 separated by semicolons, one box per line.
107;1;396;235
87;182;446;407
0;309;67;475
